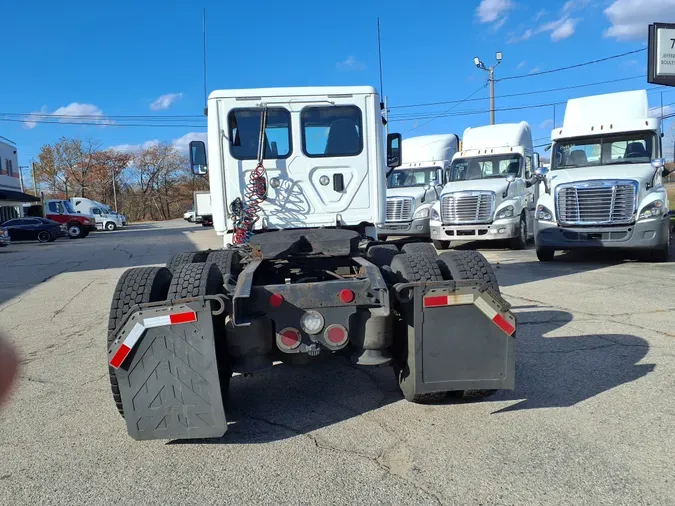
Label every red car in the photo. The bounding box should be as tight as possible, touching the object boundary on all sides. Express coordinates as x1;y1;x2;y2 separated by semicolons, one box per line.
43;200;96;239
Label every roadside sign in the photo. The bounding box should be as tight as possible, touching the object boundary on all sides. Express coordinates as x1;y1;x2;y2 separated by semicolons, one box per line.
648;23;675;87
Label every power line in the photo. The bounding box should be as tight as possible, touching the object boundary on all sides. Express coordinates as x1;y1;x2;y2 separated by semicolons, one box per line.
403;84;487;133
390;75;646;110
2;112;204;120
0;117;206;128
498;48;647;81
392;99;568;122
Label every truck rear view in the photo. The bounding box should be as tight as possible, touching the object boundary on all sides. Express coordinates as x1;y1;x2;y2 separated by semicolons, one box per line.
105;86;517;441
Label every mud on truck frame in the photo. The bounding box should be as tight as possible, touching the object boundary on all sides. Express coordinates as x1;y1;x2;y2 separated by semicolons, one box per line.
106;86;517;441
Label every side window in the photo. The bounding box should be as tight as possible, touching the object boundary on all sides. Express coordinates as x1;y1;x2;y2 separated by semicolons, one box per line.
301;106;363;158
48;202;58;213
92;208;102;215
525;156;532;178
7;160;13;177
228;107;291;160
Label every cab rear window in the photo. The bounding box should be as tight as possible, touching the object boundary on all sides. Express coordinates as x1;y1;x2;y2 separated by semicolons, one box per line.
228;108;292;160
301;106;363;158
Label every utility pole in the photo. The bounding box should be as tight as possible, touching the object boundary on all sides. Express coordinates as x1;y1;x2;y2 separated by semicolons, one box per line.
31;161;38;196
112;168;118;212
18;166;28;193
473;51;503;125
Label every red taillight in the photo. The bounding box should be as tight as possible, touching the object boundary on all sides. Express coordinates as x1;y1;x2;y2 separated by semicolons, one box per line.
324;324;348;346
269;293;284;307
339;289;355;303
276;327;301;350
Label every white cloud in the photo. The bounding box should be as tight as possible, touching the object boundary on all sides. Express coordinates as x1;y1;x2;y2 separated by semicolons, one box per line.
336;56;365;71
516;60;527;69
534;9;547;21
604;0;675;41
538;16;579;41
509;28;534;43
23;102;111;129
172;132;208;152
149;92;183;111
109;140;160;153
539;119;554;129
476;0;514;23
529;66;542;74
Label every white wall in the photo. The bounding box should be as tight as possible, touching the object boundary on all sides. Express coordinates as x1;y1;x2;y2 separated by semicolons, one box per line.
0;139;21;191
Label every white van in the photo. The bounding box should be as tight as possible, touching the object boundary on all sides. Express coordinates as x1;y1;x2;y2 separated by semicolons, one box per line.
532;90;671;261
377;134;459;240
429;122;538;250
71;197;123;231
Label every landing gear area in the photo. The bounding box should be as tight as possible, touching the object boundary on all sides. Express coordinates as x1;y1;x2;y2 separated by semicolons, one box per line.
107;230;516;441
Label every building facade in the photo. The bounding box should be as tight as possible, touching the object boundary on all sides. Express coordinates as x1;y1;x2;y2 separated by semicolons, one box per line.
0;136;39;222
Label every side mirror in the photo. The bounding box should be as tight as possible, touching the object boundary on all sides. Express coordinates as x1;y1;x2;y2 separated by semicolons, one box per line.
503;174;516;198
532;166;550;194
189;140;208;176
532;152;541;169
386;133;402;168
648;158;667;189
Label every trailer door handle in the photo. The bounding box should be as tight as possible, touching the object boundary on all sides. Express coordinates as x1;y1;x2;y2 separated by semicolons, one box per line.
333;173;345;192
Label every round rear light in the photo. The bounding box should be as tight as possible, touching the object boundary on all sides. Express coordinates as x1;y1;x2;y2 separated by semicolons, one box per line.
339;289;355;303
300;310;324;334
324;324;348;346
277;328;301;350
269;293;284;307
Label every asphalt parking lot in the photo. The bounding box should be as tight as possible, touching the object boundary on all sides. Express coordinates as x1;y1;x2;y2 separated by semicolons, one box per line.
1;220;674;506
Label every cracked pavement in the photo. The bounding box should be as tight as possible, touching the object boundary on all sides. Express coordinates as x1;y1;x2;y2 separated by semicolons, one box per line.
1;221;674;505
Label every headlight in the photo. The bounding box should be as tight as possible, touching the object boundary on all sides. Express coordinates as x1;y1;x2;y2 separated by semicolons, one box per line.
496;205;514;219
536;204;554;221
431;204;441;221
413;207;430;219
638;200;664;220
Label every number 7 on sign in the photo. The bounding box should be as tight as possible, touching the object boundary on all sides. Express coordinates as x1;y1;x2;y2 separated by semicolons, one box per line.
671;38;675;49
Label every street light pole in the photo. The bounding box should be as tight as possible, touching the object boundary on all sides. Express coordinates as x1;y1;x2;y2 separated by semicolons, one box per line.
474;51;502;125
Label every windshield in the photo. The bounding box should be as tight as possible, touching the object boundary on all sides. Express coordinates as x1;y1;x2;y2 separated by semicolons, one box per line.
387;167;440;188
552;131;657;170
449;154;522;181
63;201;76;214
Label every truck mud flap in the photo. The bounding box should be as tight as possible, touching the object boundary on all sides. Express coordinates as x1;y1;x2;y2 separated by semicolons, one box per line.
108;298;226;441
394;281;516;400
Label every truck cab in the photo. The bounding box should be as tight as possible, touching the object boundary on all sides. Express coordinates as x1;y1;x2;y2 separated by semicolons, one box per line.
71;197;123;231
194;191;213;227
532;90;671;262
377;134;458;240
429;122;537;250
42;199;96;238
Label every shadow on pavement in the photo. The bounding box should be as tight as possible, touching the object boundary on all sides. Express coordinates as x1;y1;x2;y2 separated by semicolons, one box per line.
0;222;210;305
491;307;653;413
171;306;653;444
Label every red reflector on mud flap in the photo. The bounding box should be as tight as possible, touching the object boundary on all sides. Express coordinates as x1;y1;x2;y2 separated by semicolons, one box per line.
169;311;197;325
473;297;516;336
492;313;515;336
423;294;475;308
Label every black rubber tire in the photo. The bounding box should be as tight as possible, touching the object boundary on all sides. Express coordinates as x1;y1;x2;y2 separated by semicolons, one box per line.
37;231;51;243
67;222;82;239
81;230;90;238
390;252;443;283
432;240;450;250
105;221;117;231
509;213;527;250
436;250;500;294
401;242;438;259
107;266;173;417
536;246;555;262
206;249;241;281
366;243;399;268
167;261;223;300
648;241;669;262
166;250;210;275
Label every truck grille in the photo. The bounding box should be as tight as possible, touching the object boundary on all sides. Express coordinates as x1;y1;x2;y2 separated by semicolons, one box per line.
441;192;494;224
386;197;414;222
556;180;638;225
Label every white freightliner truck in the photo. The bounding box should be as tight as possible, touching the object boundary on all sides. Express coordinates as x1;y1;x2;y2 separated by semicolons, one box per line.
531;90;671;262
377;134;459;240
105;86;517;441
429;122;538;250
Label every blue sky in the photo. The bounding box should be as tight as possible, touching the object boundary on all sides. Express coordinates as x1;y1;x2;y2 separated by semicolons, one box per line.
2;0;675;169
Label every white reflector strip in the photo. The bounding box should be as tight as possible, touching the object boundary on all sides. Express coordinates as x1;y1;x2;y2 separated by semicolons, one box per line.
109;322;145;369
474;297;515;336
473;297;497;320
143;315;171;328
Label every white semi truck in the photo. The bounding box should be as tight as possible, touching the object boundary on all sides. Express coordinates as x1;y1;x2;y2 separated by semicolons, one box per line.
106;86;517;441
429;122;538;250
377;134;459;240
532;90;671;262
71;197;123;231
